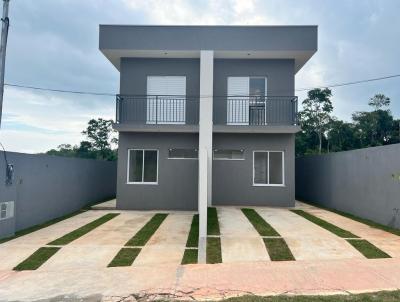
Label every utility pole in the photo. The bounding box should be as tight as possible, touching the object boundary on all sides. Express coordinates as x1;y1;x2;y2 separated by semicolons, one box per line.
0;0;10;129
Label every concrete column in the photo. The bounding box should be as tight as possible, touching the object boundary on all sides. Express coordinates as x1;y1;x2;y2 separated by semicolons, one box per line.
198;50;213;263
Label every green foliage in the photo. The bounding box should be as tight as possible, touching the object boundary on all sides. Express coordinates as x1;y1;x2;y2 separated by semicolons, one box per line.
46;118;118;161
296;92;399;157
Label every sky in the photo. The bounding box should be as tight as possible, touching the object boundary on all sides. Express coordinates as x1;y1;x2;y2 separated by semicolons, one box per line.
0;0;399;153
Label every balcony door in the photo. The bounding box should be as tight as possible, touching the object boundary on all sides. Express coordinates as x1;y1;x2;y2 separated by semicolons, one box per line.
227;77;267;125
147;76;186;124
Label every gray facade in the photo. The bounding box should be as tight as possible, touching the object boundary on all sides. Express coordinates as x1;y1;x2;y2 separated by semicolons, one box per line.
100;25;318;211
213;133;295;206
296;144;400;229
117;132;198;210
0;151;117;239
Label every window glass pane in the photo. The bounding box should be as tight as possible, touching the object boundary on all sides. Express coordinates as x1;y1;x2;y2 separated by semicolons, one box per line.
129;150;143;182
254;152;268;184
214;149;244;160
250;78;265;96
269;152;283;185
168;148;198;159
143;150;158;182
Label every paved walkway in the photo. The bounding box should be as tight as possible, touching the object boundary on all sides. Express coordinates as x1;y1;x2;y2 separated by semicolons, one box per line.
1;259;400;301
1;203;400;301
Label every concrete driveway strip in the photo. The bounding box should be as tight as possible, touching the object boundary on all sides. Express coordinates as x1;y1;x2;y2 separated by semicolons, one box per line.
0;210;107;271
133;213;192;266
218;207;270;263
40;212;154;270
256;207;364;260
303;205;400;258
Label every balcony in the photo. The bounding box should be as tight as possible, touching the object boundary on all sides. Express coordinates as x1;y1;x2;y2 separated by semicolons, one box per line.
115;95;298;132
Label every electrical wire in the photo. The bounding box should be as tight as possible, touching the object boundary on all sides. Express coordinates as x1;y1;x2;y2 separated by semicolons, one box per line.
3;73;400;97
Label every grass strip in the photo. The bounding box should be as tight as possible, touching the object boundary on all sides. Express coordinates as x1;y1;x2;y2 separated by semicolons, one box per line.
186;214;199;247
207;207;220;236
221;290;400;301
299;200;400;237
14;247;60;271
207;237;222;264
291;209;359;238
108;248;141;267
242;208;280;237
48;213;119;245
125;213;168;246
347;239;391;259
181;249;198;265
0;210;88;244
263;238;295;261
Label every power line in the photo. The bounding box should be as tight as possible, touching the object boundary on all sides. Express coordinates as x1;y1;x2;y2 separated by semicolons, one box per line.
4;83;115;96
295;74;400;92
3;73;400;97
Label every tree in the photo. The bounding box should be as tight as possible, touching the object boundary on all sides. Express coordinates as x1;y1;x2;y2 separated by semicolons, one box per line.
368;94;390;110
299;88;333;154
326;119;358;152
82;118;118;160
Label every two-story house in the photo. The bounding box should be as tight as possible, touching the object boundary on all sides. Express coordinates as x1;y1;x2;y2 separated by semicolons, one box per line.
99;25;317;219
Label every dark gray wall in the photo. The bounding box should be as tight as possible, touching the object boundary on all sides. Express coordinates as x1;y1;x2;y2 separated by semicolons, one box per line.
213;59;295;124
213;133;295;207
296;144;400;229
0;151;117;239
119;58;200;124
117;132;199;210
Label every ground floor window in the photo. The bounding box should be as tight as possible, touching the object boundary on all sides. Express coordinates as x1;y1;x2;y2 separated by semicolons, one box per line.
168;148;198;159
253;151;284;186
127;149;158;184
213;149;244;160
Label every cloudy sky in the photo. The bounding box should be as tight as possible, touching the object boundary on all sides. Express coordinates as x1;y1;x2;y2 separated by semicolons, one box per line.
0;0;399;153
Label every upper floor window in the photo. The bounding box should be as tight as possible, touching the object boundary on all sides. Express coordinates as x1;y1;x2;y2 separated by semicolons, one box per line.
127;149;158;184
227;77;267;125
146;76;186;125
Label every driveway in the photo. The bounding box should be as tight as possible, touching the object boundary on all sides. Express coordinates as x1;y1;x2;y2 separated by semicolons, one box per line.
0;201;400;301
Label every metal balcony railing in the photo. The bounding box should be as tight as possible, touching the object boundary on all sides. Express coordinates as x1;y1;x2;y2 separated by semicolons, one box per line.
115;95;298;126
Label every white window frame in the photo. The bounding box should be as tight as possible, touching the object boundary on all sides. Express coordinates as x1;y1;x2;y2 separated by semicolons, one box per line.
213;149;245;161
167;148;198;160
252;150;285;187
227;76;268;125
127;149;159;185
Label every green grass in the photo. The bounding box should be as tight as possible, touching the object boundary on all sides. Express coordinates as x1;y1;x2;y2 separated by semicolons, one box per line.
108;248;141;267
186;214;199;247
291;210;359;238
0;209;88;244
207;207;220;236
125;213;168;246
48;213;119;245
299;200;400;237
181;249;198;265
14;247;60;271
347;239;391;259
242;208;280;237
218;290;400;301
207;237;222;264
263;238;295;261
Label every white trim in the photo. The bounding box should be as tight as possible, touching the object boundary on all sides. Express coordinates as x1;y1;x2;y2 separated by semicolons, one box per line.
127;149;159;185
167;148;198;160
252;150;285;187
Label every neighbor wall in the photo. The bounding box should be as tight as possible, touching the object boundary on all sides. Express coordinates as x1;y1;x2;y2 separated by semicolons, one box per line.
0;151;117;239
296;144;400;229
